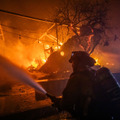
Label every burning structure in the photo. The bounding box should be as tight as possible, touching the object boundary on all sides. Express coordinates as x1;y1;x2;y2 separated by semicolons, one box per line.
0;0;119;75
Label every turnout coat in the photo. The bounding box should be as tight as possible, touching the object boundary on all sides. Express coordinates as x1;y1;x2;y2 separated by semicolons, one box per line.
61;67;120;119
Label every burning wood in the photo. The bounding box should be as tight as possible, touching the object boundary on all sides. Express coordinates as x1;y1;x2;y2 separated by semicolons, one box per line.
31;59;39;68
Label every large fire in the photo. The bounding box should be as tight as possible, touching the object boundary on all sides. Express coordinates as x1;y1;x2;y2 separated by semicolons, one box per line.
0;31;116;72
29;41;101;70
28;41;63;69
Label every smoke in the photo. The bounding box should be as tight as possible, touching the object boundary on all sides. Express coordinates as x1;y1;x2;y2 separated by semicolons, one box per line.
0;55;47;94
91;41;120;73
0;31;46;68
0;0;57;68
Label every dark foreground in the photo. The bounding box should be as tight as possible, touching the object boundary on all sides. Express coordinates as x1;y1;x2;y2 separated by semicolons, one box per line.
0;106;73;120
0;73;120;120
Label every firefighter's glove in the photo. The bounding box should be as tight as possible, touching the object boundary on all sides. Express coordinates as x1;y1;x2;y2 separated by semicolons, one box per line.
46;93;62;111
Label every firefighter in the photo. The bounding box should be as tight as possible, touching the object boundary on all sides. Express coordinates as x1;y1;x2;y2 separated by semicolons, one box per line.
93;67;120;120
60;51;96;119
47;51;120;120
47;51;96;119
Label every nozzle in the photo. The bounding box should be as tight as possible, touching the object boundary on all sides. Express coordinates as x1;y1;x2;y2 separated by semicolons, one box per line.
46;93;52;98
46;93;56;101
46;93;62;111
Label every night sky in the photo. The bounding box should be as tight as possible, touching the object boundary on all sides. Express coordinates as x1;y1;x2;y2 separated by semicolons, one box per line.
0;0;60;20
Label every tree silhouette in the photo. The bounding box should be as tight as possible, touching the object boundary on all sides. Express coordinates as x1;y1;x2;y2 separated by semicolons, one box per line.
54;0;111;54
39;0;118;74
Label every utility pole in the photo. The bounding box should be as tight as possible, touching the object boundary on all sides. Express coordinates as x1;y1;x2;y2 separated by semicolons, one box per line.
0;24;5;55
43;43;47;60
56;23;58;50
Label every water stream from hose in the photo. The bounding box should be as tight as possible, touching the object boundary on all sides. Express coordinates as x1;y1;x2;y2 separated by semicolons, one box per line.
0;55;47;94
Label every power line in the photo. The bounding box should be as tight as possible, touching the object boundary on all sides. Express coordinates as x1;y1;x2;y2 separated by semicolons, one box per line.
0;9;54;23
0;23;60;43
0;9;68;27
1;23;43;35
0;9;66;44
1;24;22;31
0;9;69;40
3;30;57;43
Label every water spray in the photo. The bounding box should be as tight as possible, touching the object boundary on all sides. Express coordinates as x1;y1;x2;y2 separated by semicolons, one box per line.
0;55;50;96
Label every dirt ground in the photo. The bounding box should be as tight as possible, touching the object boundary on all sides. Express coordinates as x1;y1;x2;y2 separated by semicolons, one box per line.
0;80;74;120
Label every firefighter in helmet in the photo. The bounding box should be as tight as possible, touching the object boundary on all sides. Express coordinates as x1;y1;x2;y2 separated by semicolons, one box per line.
48;51;120;120
61;51;96;119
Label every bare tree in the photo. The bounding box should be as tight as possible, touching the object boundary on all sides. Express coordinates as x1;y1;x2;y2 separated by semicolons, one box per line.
54;0;111;54
39;0;119;74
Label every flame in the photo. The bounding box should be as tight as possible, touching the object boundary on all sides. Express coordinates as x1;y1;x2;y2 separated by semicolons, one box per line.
54;46;59;50
31;59;39;68
42;59;47;63
45;45;50;49
94;58;100;65
86;34;94;51
59;42;63;46
58;46;61;49
91;54;101;66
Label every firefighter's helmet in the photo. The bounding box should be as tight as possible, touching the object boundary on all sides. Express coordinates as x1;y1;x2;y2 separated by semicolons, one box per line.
69;51;96;67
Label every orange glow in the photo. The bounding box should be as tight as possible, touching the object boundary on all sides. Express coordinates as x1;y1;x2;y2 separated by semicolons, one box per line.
94;58;100;65
91;54;116;68
31;59;39;68
59;42;63;46
38;41;42;44
106;62;114;66
87;34;94;51
58;46;61;49
106;62;109;65
77;31;80;35
60;51;64;56
54;46;61;51
45;45;50;49
42;59;47;63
